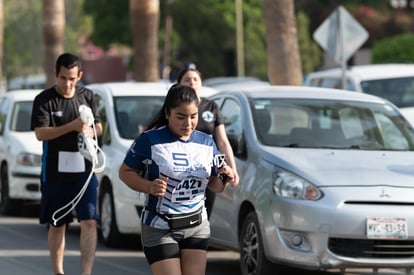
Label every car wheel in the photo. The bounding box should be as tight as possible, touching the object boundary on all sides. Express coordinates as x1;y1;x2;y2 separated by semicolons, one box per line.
99;183;123;247
239;212;278;275
0;164;19;215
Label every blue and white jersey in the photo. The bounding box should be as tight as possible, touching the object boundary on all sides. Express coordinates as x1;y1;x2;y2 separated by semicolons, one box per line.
123;126;220;229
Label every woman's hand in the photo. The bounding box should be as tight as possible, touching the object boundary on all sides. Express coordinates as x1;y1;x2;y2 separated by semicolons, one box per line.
150;176;168;196
217;165;235;187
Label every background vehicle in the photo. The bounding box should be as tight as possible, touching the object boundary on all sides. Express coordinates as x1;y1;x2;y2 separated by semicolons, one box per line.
305;64;414;126
204;76;269;88
87;81;218;246
208;85;414;275
7;74;46;90
0;89;42;214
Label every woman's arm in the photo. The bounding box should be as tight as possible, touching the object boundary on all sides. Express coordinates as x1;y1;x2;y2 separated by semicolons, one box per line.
118;163;167;197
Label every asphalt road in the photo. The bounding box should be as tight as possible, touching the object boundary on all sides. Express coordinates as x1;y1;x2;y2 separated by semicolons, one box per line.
0;204;410;275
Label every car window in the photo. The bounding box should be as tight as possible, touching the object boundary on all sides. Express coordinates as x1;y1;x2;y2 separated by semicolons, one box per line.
361;77;414;108
94;94;111;145
320;78;342;89
251;98;414;150
309;77;355;91
11;101;33;132
114;96;164;139
375;112;409;150
0;97;8;135
220;98;242;137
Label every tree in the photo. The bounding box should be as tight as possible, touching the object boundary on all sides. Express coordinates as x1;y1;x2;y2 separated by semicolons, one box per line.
263;0;302;85
42;0;65;88
129;0;159;81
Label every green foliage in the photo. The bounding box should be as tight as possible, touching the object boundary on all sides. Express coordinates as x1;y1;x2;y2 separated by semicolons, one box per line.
242;0;267;79
4;1;43;78
83;0;131;49
66;0;93;54
372;33;414;63
296;11;321;75
3;0;90;79
169;0;271;79
169;1;234;78
170;0;320;79
6;0;414;82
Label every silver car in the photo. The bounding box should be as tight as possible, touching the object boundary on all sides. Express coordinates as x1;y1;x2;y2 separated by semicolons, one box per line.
208;85;414;274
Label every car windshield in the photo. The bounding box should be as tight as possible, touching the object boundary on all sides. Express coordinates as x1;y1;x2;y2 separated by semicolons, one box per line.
361;77;414;108
113;96;164;139
11;101;33;132
252;98;414;150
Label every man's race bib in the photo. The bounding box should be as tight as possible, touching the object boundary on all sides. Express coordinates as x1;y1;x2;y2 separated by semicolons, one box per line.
58;151;85;173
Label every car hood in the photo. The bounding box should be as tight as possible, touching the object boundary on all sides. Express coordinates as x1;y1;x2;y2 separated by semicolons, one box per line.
261;147;414;187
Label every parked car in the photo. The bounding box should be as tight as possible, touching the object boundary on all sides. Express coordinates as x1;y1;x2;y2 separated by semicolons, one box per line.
87;81;218;246
0;89;42;214
7;73;86;91
207;84;414;274
305;64;414;126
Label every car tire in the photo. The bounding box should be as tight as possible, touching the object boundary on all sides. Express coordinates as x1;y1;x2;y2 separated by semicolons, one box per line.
0;163;20;215
99;182;123;247
239;211;278;275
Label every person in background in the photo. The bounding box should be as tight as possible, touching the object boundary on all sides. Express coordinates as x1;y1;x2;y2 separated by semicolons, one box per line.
31;53;102;275
118;84;235;275
177;65;240;218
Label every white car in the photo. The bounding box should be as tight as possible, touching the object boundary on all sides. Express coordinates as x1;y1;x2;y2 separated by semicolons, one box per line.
87;82;218;246
0;89;42;214
305;64;414;126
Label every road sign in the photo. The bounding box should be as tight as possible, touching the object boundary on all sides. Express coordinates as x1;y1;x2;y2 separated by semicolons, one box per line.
313;5;369;64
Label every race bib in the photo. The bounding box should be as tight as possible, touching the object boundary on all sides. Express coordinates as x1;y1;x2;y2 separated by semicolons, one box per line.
171;176;208;205
58;151;85;173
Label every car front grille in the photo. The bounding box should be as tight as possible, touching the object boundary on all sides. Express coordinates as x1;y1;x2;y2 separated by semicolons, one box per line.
328;238;414;258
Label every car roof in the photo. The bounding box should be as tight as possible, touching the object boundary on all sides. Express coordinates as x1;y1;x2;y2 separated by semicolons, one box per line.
0;89;41;101
209;80;270;91
86;81;218;97
307;64;414;81
204;76;265;87
200;86;219;97
213;85;388;103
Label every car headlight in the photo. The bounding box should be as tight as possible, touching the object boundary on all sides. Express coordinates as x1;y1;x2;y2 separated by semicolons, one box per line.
16;153;42;166
272;169;322;201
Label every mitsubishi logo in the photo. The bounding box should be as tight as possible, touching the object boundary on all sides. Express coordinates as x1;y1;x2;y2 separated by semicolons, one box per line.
379;188;391;198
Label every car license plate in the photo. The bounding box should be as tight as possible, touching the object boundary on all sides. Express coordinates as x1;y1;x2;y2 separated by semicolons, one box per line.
366;217;408;239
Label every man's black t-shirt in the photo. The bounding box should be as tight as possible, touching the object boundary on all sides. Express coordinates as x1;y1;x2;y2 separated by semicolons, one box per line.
31;86;100;184
196;98;224;136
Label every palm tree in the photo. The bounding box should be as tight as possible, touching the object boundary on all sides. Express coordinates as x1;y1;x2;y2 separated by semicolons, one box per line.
42;0;65;88
263;0;302;85
129;0;159;82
